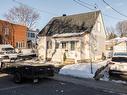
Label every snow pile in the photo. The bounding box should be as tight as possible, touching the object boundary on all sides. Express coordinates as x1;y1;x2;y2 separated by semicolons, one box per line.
111;80;127;84
59;60;108;79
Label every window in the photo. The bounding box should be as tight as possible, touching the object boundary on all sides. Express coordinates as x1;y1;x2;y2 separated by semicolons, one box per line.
28;33;30;37
98;22;101;32
16;42;18;48
55;42;59;49
19;42;21;48
21;42;23;48
62;42;66;49
28;33;35;38
22;42;24;47
0;26;2;31
70;41;75;50
47;41;52;49
4;27;9;35
16;42;24;48
31;33;35;38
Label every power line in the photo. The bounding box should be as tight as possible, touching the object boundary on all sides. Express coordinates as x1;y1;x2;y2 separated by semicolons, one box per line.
12;0;58;16
73;0;95;10
13;0;125;21
102;0;127;18
73;0;125;21
77;0;97;9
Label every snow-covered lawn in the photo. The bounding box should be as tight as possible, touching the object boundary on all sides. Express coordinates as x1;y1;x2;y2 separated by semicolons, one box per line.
59;60;127;84
59;60;108;79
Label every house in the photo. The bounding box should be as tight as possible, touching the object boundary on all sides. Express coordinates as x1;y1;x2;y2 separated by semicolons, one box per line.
38;10;106;63
27;29;39;48
0;20;27;48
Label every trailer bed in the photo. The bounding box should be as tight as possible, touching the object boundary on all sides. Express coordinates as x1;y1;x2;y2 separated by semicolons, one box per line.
1;62;55;83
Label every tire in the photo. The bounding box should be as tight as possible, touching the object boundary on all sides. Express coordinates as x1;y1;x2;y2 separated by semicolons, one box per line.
33;78;39;83
1;62;6;69
13;73;22;83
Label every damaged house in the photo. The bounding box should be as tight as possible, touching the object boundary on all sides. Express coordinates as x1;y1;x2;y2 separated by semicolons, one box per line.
38;10;106;64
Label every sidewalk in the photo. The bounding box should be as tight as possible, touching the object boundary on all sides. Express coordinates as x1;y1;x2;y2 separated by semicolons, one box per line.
52;74;127;94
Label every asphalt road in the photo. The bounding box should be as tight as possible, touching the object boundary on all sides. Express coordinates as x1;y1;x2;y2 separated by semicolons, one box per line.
0;74;122;95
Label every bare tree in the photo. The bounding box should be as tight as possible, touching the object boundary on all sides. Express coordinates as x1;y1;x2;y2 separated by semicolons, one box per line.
106;27;117;40
116;21;127;37
4;5;40;29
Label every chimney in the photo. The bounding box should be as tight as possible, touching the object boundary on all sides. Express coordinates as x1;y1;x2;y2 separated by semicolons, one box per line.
63;14;66;16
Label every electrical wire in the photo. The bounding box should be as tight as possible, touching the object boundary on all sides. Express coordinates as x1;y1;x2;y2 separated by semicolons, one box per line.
102;0;127;18
73;0;95;10
77;0;97;9
73;0;124;21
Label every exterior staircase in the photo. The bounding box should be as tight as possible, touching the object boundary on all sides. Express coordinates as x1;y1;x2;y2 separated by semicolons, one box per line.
51;49;64;63
64;58;75;65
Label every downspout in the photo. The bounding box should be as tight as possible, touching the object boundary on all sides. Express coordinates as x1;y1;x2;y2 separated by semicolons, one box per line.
51;38;56;58
89;33;93;74
44;36;47;62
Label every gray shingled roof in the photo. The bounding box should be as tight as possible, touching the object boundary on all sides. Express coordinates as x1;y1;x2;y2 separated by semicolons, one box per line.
38;10;100;36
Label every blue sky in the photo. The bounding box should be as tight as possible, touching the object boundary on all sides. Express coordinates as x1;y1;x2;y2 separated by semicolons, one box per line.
0;0;127;30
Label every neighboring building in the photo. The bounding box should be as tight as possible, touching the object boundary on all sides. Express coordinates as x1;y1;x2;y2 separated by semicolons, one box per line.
113;41;127;53
0;20;27;48
27;29;39;48
105;37;127;58
38;11;106;63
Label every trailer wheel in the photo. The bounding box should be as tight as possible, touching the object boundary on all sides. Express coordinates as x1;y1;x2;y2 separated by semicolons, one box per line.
1;62;6;69
33;78;39;83
13;73;22;83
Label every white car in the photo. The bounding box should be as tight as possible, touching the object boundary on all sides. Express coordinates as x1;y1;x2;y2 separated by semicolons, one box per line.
109;52;127;78
0;45;18;62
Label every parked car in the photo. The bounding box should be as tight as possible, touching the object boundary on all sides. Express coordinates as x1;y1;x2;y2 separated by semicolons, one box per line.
108;52;127;79
0;44;18;62
18;49;37;60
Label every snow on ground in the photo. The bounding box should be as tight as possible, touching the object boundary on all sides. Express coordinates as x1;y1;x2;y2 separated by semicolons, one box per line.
59;60;108;79
59;59;127;84
111;80;127;84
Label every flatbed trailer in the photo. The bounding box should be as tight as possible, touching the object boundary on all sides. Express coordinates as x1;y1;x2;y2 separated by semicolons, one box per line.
0;62;55;83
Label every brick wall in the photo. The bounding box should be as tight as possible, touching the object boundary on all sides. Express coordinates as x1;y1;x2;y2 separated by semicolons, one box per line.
0;20;27;48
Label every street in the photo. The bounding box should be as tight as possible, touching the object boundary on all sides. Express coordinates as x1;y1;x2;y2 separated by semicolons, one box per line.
0;74;123;95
